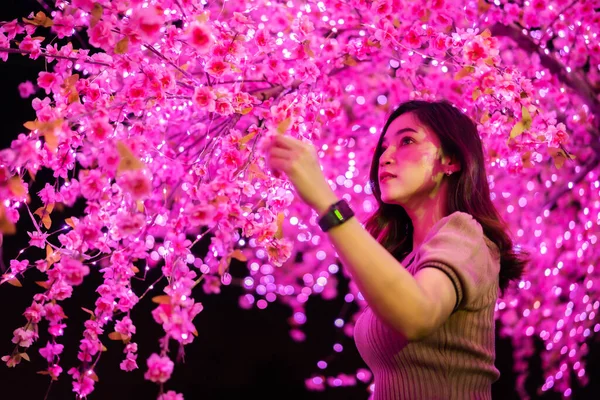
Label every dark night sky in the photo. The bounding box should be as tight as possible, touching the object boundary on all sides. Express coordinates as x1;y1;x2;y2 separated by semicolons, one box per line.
0;1;598;399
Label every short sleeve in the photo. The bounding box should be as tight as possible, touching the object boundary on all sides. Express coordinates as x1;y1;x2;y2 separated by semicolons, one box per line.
414;212;499;312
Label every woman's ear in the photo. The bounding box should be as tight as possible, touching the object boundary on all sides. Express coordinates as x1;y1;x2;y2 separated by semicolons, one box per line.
441;152;461;174
448;154;461;173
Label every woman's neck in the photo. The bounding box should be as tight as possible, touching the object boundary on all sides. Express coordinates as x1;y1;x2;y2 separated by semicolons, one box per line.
403;197;448;251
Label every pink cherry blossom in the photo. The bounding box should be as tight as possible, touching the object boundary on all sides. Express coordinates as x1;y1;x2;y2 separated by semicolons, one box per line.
68;367;95;397
45;303;67;324
132;6;165;42
9;259;29;275
78;169;106;200
48;364;63;380
18;81;36;98
88;118;112;143
71;0;95;12
37;72;59;94
214;98;234;116
204;58;230;77
120;351;139;371
18;36;42;59
51;11;76;39
0;34;8;62
57;257;90;286
158;391;184;400
192;86;216;111
144;353;174;383
1;354;21;368
77;338;101;362
115;316;136;339
88;20;115;48
12;327;37;347
0;19;24;40
48;322;67;337
24;302;46;323
118;170;152;200
39;341;64;363
188;22;213;53
38;183;62;204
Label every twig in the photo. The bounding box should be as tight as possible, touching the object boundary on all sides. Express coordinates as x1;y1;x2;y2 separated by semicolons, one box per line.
231;119;266;180
0;47;111;66
143;44;197;83
173;0;188;18
34;0;88;49
43;378;54;400
541;153;600;211
537;0;580;44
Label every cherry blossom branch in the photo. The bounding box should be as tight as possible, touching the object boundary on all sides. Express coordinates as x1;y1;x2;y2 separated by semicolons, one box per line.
541;152;600;212
537;0;580;44
217;79;270;85
490;23;600;131
143;44;198;83
232;120;265;179
43;379;54;400
33;0;88;49
0;48;111;66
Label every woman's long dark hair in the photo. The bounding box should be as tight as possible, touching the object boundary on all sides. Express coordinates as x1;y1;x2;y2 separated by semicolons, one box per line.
364;100;529;294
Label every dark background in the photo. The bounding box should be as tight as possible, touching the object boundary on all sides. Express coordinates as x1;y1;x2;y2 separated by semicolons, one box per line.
0;1;598;399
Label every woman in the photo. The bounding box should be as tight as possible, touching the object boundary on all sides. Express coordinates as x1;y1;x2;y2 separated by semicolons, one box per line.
265;100;529;399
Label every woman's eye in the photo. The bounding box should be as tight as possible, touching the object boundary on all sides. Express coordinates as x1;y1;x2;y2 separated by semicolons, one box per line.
382;138;412;152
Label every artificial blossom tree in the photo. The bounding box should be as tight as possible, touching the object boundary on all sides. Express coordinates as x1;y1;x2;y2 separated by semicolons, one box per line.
0;0;599;399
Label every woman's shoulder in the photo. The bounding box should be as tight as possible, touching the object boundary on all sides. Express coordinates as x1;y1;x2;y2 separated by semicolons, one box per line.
424;211;500;263
425;211;481;240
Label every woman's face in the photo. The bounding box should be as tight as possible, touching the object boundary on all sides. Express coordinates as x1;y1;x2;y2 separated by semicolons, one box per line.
378;112;454;206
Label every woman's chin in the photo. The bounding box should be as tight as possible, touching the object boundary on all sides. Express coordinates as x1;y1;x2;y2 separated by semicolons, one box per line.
380;191;408;205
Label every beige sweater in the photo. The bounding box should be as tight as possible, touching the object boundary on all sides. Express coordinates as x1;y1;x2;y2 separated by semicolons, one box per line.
354;211;501;400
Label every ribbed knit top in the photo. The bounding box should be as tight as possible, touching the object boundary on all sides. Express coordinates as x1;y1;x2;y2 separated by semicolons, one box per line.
354;211;501;400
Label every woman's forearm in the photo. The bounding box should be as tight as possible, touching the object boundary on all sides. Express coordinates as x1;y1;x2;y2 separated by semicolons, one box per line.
314;196;430;339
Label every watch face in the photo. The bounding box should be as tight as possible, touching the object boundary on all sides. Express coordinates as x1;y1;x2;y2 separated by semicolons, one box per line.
333;208;344;221
318;201;354;231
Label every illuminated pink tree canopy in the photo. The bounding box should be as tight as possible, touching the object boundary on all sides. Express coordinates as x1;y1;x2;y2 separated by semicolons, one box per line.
0;0;598;399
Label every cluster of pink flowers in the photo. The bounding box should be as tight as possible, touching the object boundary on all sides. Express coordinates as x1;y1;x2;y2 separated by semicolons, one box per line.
0;0;598;399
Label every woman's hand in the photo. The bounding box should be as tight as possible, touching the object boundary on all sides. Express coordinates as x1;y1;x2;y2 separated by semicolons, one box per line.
265;135;339;215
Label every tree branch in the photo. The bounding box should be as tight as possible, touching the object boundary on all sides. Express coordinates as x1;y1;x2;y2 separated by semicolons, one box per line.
0;47;111;66
490;23;600;132
490;23;600;211
143;44;198;83
541;152;600;211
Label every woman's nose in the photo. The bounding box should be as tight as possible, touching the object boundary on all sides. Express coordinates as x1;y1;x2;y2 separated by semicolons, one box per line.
379;153;393;168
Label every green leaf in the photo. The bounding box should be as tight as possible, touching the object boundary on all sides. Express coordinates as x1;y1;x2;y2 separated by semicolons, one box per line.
108;332;123;341
510;121;525;139
8;278;22;287
276;118;292;135
115;37;129;54
453;66;475;80
91;3;103;28
151;295;171;304
510;106;533;139
230;249;248;262
521;106;532;130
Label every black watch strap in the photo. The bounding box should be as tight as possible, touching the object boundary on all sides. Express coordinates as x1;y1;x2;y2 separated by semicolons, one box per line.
318;199;355;232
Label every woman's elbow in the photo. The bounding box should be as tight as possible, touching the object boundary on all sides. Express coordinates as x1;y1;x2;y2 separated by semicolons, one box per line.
395;307;441;341
405;323;435;342
387;314;433;342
